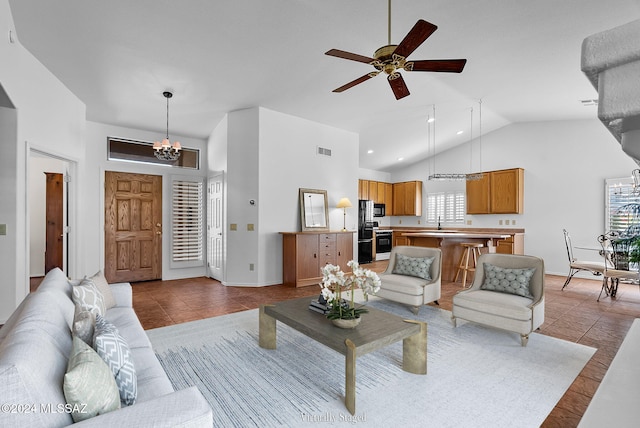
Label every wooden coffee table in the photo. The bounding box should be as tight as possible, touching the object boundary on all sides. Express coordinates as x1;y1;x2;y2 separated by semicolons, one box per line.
259;297;427;415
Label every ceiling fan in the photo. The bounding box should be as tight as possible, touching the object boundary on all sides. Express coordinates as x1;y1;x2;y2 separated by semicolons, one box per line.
325;1;467;100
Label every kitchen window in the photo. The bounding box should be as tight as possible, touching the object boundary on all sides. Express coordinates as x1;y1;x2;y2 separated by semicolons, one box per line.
426;191;465;224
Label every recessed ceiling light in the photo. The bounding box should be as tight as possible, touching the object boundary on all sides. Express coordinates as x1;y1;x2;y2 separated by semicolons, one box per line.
457;130;464;135
367;149;374;154
397;157;404;161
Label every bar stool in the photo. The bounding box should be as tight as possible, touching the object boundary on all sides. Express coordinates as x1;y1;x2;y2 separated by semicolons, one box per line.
454;243;483;288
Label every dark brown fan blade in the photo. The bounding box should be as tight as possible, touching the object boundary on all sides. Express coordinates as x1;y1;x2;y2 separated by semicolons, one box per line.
325;49;375;64
387;73;410;100
393;19;438;59
406;59;467;73
332;73;376;93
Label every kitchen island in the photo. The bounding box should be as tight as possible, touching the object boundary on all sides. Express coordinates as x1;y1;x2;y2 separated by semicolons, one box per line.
394;229;524;283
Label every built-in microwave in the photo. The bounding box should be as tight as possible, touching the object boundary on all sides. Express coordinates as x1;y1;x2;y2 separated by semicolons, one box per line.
373;203;385;217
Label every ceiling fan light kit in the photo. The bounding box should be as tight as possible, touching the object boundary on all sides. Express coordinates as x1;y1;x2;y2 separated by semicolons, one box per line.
325;1;467;100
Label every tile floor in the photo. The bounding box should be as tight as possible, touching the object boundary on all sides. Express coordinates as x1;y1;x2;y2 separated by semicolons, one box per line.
96;261;640;426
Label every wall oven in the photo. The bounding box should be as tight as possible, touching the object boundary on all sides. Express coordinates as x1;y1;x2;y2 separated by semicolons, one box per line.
375;230;393;261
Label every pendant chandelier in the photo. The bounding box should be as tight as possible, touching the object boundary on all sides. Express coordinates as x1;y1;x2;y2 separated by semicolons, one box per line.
153;91;181;161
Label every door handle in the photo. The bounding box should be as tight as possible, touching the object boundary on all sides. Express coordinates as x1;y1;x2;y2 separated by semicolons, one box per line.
156;223;162;227
156;231;162;235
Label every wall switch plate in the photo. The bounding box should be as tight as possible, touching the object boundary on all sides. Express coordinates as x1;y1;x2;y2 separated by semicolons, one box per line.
499;220;503;225
249;263;254;271
466;220;472;225
0;224;6;235
417;220;421;224
505;220;510;225
512;220;517;225
247;224;254;231
230;223;237;231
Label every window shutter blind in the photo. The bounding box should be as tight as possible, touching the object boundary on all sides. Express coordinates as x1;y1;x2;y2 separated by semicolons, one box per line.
426;191;465;224
606;177;640;236
172;179;204;262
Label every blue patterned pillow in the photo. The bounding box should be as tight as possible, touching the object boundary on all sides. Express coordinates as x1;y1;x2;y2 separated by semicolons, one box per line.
480;263;535;298
392;254;434;280
94;315;137;406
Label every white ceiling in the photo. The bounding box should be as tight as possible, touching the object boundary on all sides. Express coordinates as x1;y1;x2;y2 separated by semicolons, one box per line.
7;0;640;171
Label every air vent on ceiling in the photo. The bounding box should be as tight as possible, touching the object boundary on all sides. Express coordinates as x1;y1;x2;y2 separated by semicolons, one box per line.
317;146;332;157
580;99;598;106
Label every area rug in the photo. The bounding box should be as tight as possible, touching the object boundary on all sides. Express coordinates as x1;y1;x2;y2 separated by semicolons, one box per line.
147;299;595;428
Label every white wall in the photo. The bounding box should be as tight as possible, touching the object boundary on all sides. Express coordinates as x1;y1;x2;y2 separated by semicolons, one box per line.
83;121;209;281
28;156;66;276
210;107;359;286
258;108;359;286
0;0;86;321
389;118;638;276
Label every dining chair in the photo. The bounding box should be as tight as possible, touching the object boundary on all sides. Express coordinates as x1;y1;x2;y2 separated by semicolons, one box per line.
596;233;640;301
562;229;607;290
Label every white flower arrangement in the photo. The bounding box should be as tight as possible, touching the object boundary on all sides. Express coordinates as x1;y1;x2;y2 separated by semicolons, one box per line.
319;260;381;320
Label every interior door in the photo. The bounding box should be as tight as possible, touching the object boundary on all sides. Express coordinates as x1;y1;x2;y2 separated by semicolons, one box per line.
208;173;224;281
104;171;162;283
45;172;63;273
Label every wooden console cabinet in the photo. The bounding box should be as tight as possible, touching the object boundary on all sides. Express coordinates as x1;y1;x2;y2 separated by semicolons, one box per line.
281;231;354;287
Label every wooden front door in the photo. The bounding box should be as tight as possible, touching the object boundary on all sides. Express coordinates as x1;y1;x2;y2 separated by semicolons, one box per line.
104;171;162;283
45;172;64;273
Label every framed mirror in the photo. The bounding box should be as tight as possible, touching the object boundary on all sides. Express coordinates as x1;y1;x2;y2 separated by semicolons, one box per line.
299;188;329;232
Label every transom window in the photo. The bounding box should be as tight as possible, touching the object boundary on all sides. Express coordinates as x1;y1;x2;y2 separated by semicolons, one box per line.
108;137;199;169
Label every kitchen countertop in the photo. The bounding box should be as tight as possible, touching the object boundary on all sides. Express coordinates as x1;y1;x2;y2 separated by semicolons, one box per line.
401;231;512;239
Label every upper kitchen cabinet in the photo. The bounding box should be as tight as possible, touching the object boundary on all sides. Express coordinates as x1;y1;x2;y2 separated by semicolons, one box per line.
393;181;422;216
358;179;369;200
466;168;524;214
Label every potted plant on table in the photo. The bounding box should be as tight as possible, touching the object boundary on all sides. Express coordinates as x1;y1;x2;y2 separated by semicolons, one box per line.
319;260;381;328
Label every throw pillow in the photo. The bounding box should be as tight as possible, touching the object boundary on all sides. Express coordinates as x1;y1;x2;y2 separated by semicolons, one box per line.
94;315;137;406
88;271;117;309
72;278;106;316
64;335;121;422
480;263;535;298
392;254;434;280
72;308;95;346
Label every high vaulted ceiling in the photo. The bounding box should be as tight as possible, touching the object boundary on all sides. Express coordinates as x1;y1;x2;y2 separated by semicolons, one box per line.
8;0;640;171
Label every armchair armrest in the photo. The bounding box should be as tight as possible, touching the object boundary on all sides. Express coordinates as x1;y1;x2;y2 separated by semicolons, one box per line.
71;387;212;427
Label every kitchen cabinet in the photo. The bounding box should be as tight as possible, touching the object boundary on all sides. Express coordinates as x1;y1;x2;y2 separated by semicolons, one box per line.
384;183;393;215
281;231;354;287
392;181;422;216
368;181;378;203
358;180;369;200
466;168;524;214
393;232;409;247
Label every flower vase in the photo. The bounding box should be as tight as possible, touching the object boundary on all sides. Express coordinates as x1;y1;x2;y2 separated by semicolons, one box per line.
331;317;361;329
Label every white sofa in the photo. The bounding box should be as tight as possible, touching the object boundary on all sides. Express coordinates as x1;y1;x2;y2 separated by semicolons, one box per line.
0;268;213;427
579;318;640;427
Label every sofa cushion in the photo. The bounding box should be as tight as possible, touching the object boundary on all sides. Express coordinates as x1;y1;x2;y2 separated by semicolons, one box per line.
0;291;75;427
480;263;535;298
72;278;107;316
453;289;533;321
131;347;175;402
73;308;95;346
105;307;153;349
94;316;138;406
379;273;427;296
392;254;434;280
64;335;121;422
88;270;117;309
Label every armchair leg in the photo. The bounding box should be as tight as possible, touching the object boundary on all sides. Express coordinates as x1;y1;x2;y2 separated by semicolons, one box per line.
411;306;420;315
520;334;529;347
451;316;457;328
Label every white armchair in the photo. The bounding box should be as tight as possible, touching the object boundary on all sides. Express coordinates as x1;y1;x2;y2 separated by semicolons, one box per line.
374;246;441;315
452;253;545;346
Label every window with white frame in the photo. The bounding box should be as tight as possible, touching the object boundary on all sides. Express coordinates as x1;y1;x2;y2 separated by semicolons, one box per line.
171;177;204;266
605;177;640;236
426;191;465;224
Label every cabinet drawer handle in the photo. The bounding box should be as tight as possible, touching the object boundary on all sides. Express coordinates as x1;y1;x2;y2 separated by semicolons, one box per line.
314;253;317;258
